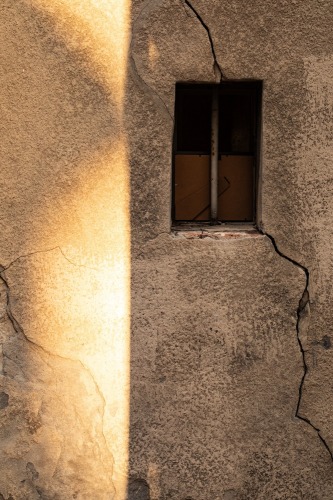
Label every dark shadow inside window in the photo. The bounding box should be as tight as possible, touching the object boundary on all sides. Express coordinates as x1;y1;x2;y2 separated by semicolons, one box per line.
173;82;261;224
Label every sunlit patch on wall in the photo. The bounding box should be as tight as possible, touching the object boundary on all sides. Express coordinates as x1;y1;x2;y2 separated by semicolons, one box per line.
18;1;132;498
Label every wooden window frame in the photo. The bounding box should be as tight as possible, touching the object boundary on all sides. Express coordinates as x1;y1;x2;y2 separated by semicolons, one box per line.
172;81;262;226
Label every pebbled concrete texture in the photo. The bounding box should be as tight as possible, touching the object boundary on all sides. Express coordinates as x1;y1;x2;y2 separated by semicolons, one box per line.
130;0;333;497
0;0;333;498
130;235;333;499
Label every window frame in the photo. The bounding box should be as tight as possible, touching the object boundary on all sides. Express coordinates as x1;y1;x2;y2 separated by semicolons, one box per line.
172;80;262;226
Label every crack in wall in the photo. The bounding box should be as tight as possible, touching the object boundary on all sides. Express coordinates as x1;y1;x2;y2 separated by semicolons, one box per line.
184;0;223;82
0;247;60;272
259;228;333;462
0;251;115;472
1;246;99;273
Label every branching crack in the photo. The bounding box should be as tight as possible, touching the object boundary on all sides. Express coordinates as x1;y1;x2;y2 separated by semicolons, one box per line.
0;246;60;272
0;271;46;357
0;253;114;466
184;0;223;81
1;246;98;273
130;54;173;121
258;227;333;462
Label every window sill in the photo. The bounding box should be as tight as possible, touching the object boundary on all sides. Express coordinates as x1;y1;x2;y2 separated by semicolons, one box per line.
172;223;261;240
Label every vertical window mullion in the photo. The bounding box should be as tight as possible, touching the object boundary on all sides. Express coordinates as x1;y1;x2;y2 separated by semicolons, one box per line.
210;87;219;222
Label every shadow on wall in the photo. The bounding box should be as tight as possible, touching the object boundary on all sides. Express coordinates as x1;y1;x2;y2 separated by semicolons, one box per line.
0;1;131;498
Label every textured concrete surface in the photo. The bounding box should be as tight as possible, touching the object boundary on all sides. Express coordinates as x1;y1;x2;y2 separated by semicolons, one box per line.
0;0;131;498
0;0;333;498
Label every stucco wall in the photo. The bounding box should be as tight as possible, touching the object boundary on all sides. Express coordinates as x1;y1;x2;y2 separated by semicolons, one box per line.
0;0;333;499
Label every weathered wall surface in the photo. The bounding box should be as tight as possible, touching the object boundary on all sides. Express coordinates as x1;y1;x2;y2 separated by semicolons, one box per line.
0;0;333;499
0;1;131;498
129;0;333;498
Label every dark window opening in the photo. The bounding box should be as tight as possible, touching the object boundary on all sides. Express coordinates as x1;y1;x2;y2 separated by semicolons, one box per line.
173;82;261;224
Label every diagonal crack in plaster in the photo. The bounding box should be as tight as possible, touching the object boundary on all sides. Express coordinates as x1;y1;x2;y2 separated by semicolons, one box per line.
131;0;224;120
0;248;115;470
259;227;333;462
184;0;224;82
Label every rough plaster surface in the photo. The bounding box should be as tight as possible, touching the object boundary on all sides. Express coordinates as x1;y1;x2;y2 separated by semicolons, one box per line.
0;0;333;498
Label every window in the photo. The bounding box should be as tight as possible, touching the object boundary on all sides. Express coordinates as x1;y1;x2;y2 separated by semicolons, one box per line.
173;82;262;224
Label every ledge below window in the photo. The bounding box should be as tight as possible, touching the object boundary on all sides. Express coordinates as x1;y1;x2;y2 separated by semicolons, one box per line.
172;224;261;240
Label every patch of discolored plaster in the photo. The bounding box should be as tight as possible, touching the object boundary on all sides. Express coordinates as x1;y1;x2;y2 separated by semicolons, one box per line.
127;477;150;500
0;392;9;410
